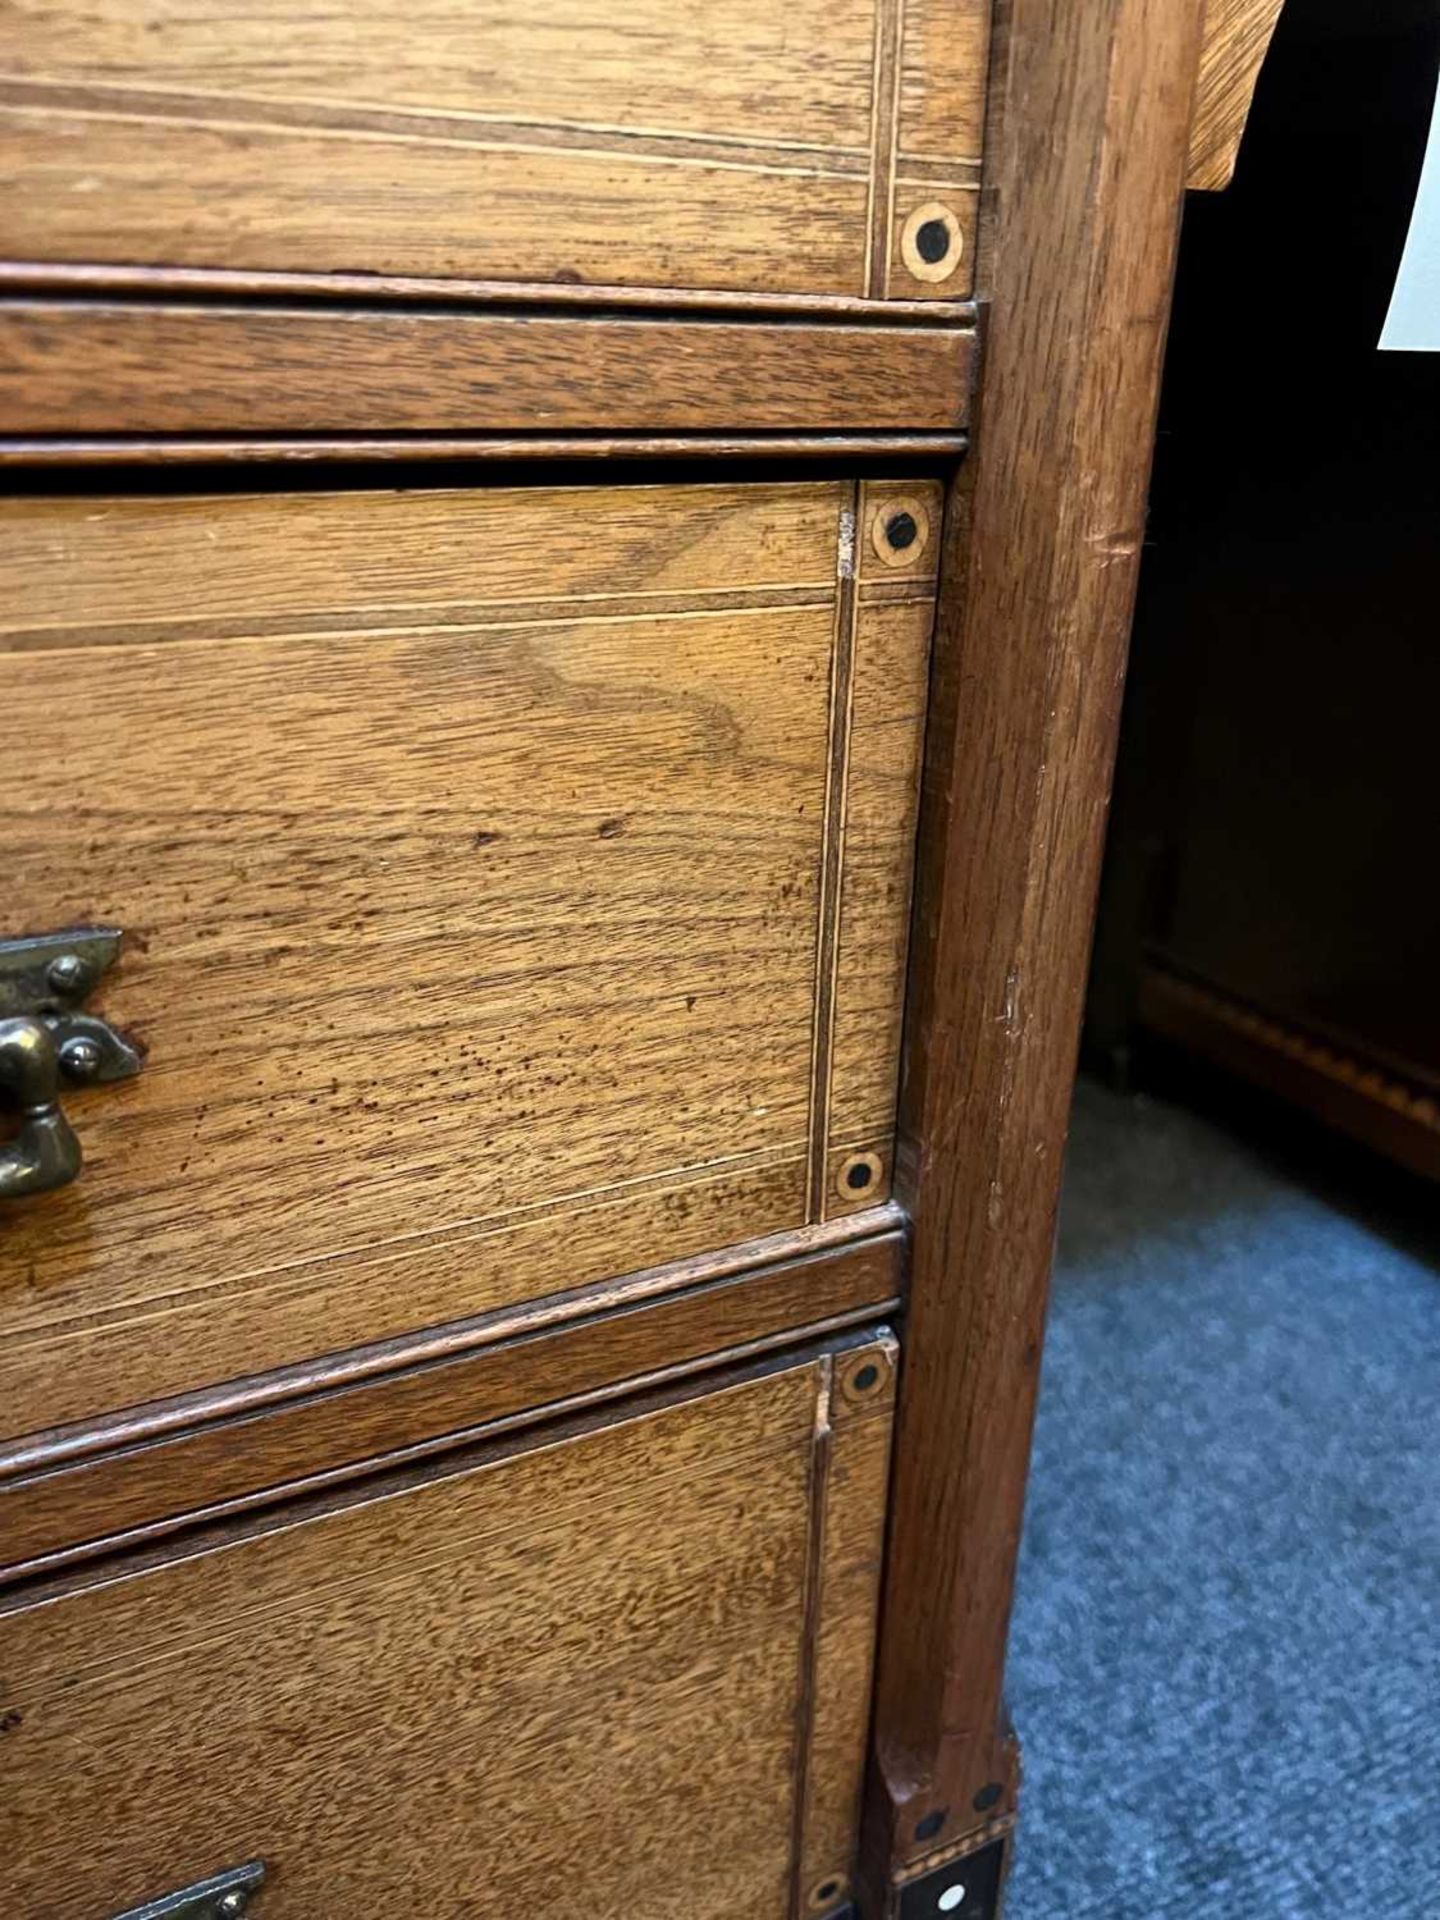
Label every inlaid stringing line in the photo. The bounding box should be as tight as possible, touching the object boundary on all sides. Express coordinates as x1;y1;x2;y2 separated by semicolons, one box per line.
806;489;861;1221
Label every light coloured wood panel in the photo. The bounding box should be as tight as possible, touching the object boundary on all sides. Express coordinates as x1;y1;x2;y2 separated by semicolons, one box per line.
0;302;975;436
897;0;991;164
0;483;934;1442
882;0;989;301
0;1341;894;1920
797;1338;899;1913
820;484;939;1220
0;0;988;302
0;111;868;296
1187;0;1285;190
7;1162;808;1455
0;482;841;637
5;0;879;148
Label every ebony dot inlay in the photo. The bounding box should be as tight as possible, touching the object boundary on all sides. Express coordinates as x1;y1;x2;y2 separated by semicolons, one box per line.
915;218;951;264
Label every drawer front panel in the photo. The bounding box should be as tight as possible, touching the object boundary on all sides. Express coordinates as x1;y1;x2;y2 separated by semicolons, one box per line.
0;481;935;1440
0;1337;897;1920
0;0;988;302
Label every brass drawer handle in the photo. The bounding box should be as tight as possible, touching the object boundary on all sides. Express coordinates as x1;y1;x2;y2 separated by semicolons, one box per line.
0;929;142;1202
0;1017;81;1199
111;1861;266;1920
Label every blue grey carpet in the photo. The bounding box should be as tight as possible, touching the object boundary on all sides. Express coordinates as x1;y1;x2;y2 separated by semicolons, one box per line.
1005;1080;1440;1918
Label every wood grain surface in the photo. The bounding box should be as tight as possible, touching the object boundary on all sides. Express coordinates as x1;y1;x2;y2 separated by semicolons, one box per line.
0;481;934;1443
0;1335;895;1920
0;303;976;436
0;0;987;303
796;1338;899;1915
822;483;939;1219
0;1229;903;1577
865;0;1207;1880
1188;0;1286;190
0;433;971;469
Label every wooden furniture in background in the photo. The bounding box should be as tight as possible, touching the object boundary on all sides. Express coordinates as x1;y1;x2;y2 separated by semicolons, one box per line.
0;1;1259;1912
1089;0;1440;1184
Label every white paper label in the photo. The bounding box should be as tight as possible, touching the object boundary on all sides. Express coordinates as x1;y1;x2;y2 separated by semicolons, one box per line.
1381;68;1440;351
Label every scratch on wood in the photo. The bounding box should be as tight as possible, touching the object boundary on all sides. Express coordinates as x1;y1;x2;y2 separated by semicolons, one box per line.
1088;528;1141;566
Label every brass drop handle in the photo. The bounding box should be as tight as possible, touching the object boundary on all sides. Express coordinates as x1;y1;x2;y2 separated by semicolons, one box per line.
0;928;143;1203
0;1016;82;1199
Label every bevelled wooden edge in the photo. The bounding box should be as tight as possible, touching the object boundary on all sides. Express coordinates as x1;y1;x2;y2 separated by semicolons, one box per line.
0;433;970;469
0;1222;904;1580
3;1202;905;1479
0;260;977;323
2;1322;899;1619
0;301;976;437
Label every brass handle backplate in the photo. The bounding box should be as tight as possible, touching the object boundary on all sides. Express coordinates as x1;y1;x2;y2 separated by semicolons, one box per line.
0;928;142;1201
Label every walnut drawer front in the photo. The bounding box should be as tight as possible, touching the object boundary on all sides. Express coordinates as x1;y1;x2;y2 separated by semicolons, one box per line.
0;0;986;304
0;1334;896;1919
0;479;935;1443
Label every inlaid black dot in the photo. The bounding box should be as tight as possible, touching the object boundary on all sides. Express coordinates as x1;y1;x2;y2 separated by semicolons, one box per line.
852;1364;880;1392
972;1782;1004;1813
914;1809;947;1842
885;510;919;551
915;217;952;264
846;1159;875;1190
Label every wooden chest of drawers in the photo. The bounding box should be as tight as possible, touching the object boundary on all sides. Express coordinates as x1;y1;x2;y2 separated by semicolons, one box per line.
0;0;1257;1912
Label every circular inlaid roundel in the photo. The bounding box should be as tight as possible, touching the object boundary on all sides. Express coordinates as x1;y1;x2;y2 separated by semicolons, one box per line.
900;201;966;285
870;494;932;568
835;1148;886;1201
